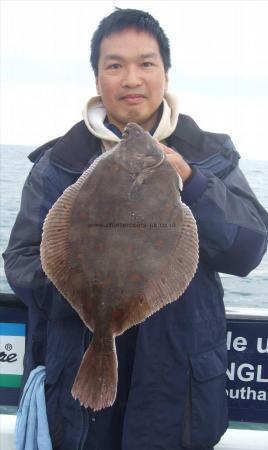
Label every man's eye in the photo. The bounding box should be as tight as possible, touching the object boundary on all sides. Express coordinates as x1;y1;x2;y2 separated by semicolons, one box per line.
142;62;154;67
107;63;121;70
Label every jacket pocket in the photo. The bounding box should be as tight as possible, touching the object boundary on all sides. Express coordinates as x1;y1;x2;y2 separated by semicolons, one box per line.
181;343;228;449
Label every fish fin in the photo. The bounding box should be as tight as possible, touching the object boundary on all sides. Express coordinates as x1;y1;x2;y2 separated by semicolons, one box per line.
144;203;199;315
40;150;110;313
71;331;117;411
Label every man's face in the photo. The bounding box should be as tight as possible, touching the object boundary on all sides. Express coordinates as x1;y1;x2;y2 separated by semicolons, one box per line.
96;28;168;132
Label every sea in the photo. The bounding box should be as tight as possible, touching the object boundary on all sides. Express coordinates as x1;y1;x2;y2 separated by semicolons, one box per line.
0;144;267;308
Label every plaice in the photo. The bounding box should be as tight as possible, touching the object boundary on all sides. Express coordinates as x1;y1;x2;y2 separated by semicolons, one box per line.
40;122;199;411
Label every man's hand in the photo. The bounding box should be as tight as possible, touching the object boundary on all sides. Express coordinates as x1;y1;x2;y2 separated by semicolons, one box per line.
158;143;192;182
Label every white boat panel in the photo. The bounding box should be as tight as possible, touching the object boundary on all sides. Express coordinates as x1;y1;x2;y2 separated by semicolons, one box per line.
0;415;15;450
215;428;268;449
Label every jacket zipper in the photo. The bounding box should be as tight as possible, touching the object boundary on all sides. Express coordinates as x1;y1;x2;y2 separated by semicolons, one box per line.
78;406;90;450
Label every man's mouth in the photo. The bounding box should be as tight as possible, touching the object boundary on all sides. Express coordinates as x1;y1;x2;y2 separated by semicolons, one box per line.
120;94;146;104
122;94;145;98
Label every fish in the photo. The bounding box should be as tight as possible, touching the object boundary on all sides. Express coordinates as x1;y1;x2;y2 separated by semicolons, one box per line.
40;122;199;411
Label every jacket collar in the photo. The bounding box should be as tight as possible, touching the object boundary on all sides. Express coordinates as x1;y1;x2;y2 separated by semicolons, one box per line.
29;113;232;174
50;121;102;173
50;108;166;174
28;121;102;174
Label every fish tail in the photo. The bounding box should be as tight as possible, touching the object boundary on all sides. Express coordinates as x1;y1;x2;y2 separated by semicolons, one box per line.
71;331;117;411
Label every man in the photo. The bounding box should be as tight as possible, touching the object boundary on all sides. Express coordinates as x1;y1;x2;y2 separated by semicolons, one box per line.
3;8;268;450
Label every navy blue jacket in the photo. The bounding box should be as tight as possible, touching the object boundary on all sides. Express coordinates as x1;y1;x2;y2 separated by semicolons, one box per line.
3;114;268;450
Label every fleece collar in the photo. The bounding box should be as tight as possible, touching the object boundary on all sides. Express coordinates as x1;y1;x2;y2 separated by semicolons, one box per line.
82;92;179;150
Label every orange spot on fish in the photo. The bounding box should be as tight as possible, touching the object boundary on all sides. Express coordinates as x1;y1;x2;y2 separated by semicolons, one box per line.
128;273;143;282
80;211;88;220
102;277;112;287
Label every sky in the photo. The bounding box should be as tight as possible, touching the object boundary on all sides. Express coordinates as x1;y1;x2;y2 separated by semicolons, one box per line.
1;0;268;160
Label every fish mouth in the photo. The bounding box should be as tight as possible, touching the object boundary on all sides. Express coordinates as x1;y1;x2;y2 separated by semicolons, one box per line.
122;123;145;139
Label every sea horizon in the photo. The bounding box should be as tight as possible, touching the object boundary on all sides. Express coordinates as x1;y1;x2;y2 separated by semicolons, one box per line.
1;143;268;163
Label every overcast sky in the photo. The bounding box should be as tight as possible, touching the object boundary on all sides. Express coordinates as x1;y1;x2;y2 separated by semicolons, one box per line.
1;0;268;160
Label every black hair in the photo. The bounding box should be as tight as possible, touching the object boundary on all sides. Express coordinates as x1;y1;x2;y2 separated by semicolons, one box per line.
90;7;171;76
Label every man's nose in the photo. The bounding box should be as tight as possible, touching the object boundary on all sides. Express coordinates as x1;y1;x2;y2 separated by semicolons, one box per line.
121;66;142;88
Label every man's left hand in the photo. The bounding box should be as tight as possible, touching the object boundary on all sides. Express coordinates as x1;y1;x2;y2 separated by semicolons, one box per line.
158;143;192;182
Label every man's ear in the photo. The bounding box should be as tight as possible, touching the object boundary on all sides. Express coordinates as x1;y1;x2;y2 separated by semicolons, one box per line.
96;77;101;96
165;73;169;93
